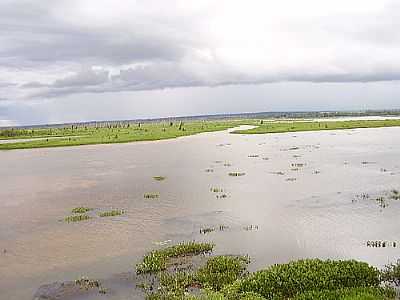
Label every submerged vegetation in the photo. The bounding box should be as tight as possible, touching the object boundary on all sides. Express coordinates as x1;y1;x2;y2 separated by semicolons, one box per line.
64;214;91;223
137;242;396;300
136;241;214;274
228;172;246;177
71;207;92;214
153;176;166;181
144;192;160;199
99;209;125;217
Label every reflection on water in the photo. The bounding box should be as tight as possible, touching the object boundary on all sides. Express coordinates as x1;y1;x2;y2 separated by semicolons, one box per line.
1;126;400;299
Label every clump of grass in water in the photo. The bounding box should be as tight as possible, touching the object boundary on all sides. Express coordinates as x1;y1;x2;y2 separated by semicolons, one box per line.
65;214;91;223
228;172;245;177
99;209;125;217
200;227;215;234
71;207;92;214
210;187;224;193
389;189;400;200
196;256;250;291
75;276;106;294
136;241;214;274
153;176;166;181
144;192;160;199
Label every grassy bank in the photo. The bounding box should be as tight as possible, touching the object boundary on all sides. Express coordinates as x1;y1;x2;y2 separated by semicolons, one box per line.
0;120;251;150
136;242;399;300
2;118;400;150
232;119;400;135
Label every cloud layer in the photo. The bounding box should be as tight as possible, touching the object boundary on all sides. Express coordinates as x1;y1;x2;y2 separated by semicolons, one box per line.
1;0;400;101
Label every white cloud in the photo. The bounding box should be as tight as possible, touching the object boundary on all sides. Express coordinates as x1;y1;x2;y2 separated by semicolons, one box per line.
0;0;400;102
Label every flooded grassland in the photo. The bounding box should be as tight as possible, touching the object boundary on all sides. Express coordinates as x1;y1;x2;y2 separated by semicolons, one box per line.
0;126;400;299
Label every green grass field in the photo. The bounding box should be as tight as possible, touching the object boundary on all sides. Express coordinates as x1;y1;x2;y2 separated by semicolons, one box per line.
1;118;400;150
232;119;400;134
0;120;251;150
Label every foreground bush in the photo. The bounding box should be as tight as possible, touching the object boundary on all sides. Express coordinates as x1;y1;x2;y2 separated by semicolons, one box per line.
293;287;396;300
197;256;250;291
236;259;380;299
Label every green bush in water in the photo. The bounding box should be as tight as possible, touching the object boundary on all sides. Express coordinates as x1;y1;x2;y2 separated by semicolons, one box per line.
236;259;380;299
293;287;396;300
136;241;214;274
197;256;250;291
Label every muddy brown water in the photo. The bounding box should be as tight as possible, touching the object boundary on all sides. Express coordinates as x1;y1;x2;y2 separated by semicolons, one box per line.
1;126;400;300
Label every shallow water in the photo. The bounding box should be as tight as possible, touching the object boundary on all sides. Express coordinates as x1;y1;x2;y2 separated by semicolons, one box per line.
1;126;400;300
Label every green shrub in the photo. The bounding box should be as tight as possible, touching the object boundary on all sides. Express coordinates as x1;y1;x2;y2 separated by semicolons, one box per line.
293;287;395;300
137;242;214;274
197;256;250;291
237;259;380;299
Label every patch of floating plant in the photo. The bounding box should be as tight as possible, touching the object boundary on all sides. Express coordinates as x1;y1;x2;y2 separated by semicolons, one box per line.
366;240;398;248
389;189;400;200
71;207;92;214
228;172;245;177
216;193;228;199
291;168;299;171
313;170;321;174
243;224;259;231
262;157;269;160
64;214;91;223
361;161;377;165
205;168;214;173
270;171;285;176
144;192;160;199
210;187;224;193
293;155;302;158
99;209;125;217
75;276;106;294
291;163;306;168
223;162;232;167
200;224;230;235
353;189;400;209
248;154;259;158
153;176;166;181
286;177;297;182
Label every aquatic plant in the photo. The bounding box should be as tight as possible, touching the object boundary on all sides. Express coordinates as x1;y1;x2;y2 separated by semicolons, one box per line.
136;241;214;274
205;169;214;173
64;214;91;223
144;192;160;199
389;189;400;200
99;209;125;217
216;194;228;199
381;260;400;287
200;227;215;235
210;187;224;193
71;207;92;214
153;176;166;181
236;259;380;299
248;154;259;158
228;172;246;177
196;256;250;291
293;287;396;300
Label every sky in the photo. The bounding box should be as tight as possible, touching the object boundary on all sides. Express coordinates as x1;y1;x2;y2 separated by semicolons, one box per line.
0;0;400;126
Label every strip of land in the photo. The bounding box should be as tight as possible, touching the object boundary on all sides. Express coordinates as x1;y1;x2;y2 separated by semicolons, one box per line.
1;119;400;150
231;119;400;135
0;120;252;150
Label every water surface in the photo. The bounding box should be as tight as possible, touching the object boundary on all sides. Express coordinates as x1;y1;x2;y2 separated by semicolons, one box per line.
1;126;399;299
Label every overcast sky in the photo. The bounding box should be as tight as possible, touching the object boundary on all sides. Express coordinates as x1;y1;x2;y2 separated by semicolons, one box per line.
1;0;400;126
